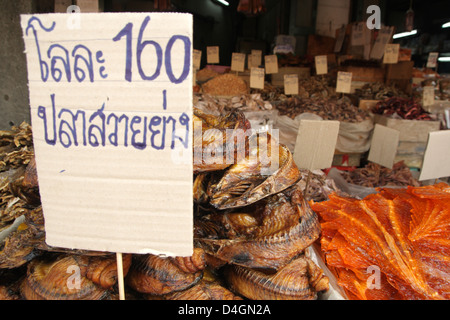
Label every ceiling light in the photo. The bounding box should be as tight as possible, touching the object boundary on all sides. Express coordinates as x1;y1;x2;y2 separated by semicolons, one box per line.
438;57;450;62
442;22;450;29
214;0;230;6
393;29;417;39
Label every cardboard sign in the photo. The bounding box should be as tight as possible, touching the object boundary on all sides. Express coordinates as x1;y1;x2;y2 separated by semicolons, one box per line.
336;71;352;94
264;55;278;74
351;22;365;46
193;49;202;70
370;26;394;60
250;50;262;68
419;130;450;181
368;124;400;169
231;52;245;72
207;46;219;64
334;26;346;53
250;67;265;89
315;55;328;75
426;52;439;69
423;86;435;107
293;120;340;170
21;13;193;256
284;74;299;95
383;43;400;64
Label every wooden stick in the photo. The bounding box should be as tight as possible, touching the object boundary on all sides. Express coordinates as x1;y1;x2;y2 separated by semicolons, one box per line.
303;170;312;200
116;252;125;300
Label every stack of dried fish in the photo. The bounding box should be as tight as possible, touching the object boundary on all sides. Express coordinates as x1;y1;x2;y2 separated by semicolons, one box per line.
275;97;371;123
0;111;330;300
354;82;408;101
339;161;421;188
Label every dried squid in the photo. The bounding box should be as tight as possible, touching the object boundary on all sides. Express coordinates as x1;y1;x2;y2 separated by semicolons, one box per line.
225;254;329;300
311;183;450;300
195;185;321;270
208;133;301;209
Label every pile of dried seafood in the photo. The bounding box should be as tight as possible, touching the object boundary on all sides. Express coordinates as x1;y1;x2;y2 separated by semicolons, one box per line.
353;82;408;100
0;111;329;300
193;93;273;116
275;97;371;123
339;161;421;188
311;183;450;300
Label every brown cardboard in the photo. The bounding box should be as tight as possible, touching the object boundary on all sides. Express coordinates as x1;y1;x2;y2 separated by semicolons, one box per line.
293;120;340;170
21;13;194;256
373;115;440;143
358;99;380;111
368;124;400;169
419;130;450;180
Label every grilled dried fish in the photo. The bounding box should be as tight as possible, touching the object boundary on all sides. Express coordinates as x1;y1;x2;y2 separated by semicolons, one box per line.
225;254;329;300
193;108;250;174
208;133;301;210
162;278;242;300
21;254;110;300
126;252;204;295
86;254;132;289
195;186;321;270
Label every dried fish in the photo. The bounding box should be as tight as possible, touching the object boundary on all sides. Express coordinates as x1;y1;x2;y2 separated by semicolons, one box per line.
208;133;301;209
225;254;329;300
126;252;204;295
195;185;321;270
20;254;110;300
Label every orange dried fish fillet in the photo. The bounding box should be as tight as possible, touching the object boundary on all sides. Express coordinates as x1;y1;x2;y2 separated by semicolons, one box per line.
311;183;450;300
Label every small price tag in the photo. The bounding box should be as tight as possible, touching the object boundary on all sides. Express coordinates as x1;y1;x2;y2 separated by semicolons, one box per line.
284;74;298;95
251;49;262;68
207;46;219;64
231;52;245;72
336;71;352;94
423;86;435;107
315;55;328;75
264;55;278;74
250;67;265;89
426;52;439;69
370;26;394;60
383;43;400;64
193;49;202;70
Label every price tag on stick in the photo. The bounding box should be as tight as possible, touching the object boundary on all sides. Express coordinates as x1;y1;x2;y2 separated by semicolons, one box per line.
251;49;262;68
336;71;352;94
231;52;245;72
284;74;298;95
383;43;400;64
423;86;435;108
426;52;439;69
193;49;202;70
315;55;328;75
264;55;278;74
21;13;194;257
368;124;400;169
207;46;219;64
250;67;265;89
